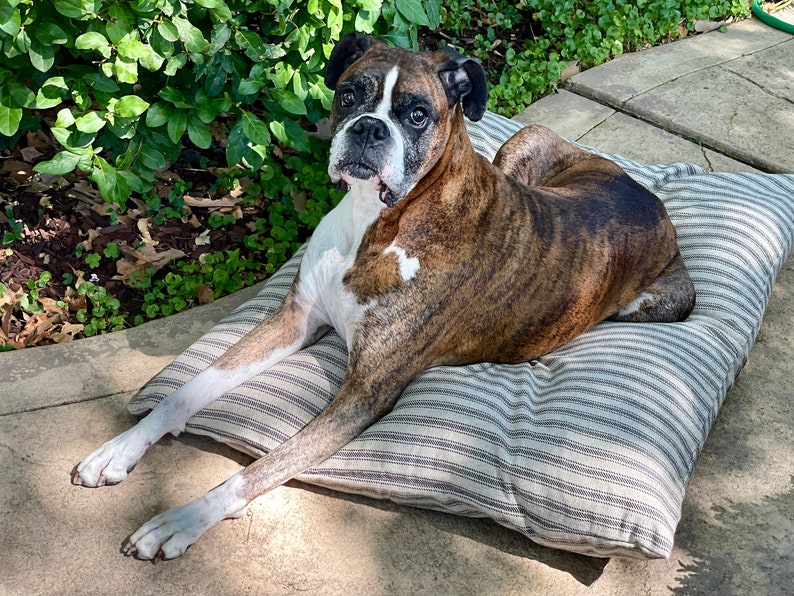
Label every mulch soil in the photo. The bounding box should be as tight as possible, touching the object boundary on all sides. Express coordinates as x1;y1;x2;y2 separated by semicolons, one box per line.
0;128;270;349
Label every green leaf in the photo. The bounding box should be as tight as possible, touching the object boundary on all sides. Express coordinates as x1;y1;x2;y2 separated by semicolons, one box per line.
237;79;260;96
158;86;188;107
193;0;222;7
75;111;106;133
33;150;83;175
167;109;187;144
113;56;138;84
172;16;209;53
226;120;245;166
29;39;55;72
70;80;92;111
194;89;217;123
234;29;284;61
8;82;34;108
241;111;271;145
106;5;133;44
103;242;120;259
164;53;187;77
234;30;266;59
53;0;99;20
55;108;76;128
270;119;310;153
145;101;172;128
138;45;165;72
425;0;440;29
139;143;167;171
0;5;21;37
395;0;430;27
272;89;307;116
84;73;119;93
34;77;68;109
75;32;112;59
116;36;149;60
36;22;70;45
0;103;22;137
49;127;71;146
187;112;211;149
114;95;150;118
157;19;179;43
91;157;131;207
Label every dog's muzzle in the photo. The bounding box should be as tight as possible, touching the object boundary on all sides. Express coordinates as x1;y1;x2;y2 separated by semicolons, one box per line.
334;115;399;207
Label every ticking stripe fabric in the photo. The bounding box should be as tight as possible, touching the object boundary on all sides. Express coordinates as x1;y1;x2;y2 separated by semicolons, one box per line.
128;112;794;558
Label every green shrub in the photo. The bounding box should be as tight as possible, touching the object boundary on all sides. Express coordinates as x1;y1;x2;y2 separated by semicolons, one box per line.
0;0;440;207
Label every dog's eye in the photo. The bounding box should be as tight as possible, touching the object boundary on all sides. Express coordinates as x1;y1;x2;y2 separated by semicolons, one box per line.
339;90;356;108
408;107;428;127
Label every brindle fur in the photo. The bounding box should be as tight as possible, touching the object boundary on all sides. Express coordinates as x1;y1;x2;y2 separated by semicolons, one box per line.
72;33;695;560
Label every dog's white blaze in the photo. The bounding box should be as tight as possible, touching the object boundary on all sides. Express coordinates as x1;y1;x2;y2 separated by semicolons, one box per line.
384;241;420;281
375;66;399;118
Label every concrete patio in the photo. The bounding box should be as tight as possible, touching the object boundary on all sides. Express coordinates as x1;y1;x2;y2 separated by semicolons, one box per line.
1;16;792;595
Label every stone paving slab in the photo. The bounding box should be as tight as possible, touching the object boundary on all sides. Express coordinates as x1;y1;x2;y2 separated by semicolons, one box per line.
515;90;760;172
566;18;794;173
567;18;791;103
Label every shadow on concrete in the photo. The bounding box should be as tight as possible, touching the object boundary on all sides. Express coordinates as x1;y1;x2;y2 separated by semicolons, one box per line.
291;480;608;588
673;478;794;596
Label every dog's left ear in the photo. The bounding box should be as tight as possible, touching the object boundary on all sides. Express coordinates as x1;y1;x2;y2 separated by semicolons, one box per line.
437;47;488;122
325;32;382;90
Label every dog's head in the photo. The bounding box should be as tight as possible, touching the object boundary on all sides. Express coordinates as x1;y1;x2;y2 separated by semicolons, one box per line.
324;32;487;207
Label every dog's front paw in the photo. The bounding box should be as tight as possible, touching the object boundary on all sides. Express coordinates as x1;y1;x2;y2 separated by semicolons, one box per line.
72;428;148;487
123;502;209;561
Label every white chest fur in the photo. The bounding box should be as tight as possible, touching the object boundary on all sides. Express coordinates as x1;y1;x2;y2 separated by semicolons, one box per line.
297;182;386;347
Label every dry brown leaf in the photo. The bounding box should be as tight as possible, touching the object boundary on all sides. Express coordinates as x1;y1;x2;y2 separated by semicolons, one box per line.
25;130;52;152
1;302;14;338
38;297;67;316
20;146;43;163
183;194;243;208
292;190;307;212
197;283;214;304
137;217;158;246
194;229;211;246
694;20;727;33
2;159;34;185
116;246;186;284
560;60;581;83
51;322;85;343
18;311;65;347
79;228;102;251
64;287;88;312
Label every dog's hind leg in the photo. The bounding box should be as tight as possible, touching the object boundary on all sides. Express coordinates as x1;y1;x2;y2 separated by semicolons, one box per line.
493;124;607;187
610;251;696;323
72;285;322;488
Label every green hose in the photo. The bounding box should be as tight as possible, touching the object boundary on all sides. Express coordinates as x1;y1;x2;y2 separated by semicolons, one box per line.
752;0;794;34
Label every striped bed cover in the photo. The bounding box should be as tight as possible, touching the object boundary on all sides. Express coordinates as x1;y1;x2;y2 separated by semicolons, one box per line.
129;112;794;558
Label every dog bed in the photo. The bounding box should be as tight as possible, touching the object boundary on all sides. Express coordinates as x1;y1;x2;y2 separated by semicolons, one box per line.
128;112;794;559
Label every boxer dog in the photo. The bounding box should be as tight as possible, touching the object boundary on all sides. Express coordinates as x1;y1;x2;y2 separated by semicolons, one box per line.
72;32;695;560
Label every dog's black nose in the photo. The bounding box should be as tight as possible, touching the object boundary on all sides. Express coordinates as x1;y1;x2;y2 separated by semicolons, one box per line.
351;116;389;143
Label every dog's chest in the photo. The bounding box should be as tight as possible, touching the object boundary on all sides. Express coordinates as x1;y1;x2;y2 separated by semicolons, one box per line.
298;185;387;344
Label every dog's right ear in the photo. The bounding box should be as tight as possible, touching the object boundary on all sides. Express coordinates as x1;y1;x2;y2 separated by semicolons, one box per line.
325;32;378;90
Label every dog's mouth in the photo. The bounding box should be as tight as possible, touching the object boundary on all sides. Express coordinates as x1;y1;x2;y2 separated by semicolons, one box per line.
336;162;398;207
